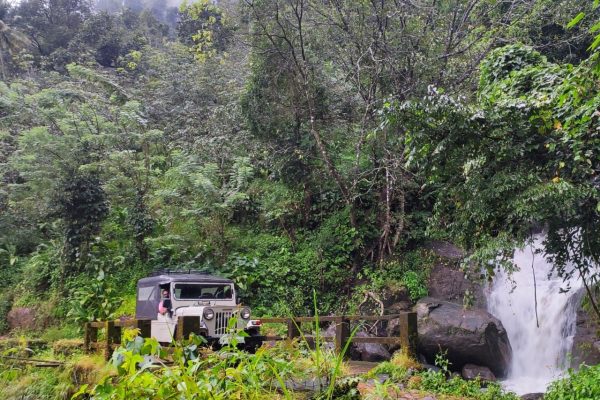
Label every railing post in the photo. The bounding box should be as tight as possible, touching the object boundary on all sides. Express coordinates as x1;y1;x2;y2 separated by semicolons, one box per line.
176;316;200;341
399;312;418;358
335;316;350;355
287;318;300;340
84;322;98;353
104;320;120;361
136;319;152;338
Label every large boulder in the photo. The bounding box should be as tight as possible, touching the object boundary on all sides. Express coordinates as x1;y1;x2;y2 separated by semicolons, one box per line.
352;331;391;362
416;297;512;378
7;307;38;331
461;364;496;382
426;240;465;259
571;305;600;367
426;241;486;308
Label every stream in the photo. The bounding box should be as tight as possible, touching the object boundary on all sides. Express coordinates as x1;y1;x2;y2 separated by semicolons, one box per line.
486;236;585;395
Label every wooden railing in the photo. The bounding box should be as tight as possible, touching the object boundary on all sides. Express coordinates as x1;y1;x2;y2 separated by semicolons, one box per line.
84;312;418;361
260;313;418;357
84;319;150;360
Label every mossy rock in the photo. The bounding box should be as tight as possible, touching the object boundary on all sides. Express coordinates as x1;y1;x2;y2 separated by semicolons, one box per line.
52;339;84;356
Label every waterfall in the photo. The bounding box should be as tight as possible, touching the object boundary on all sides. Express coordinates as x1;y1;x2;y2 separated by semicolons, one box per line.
485;236;585;395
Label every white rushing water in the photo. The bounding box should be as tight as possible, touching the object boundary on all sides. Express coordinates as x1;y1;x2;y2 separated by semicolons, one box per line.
486;236;585;395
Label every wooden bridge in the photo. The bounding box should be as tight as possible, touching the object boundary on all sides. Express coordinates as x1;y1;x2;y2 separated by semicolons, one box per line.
84;312;418;361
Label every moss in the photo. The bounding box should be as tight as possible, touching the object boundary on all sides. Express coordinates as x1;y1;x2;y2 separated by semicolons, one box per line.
67;355;112;388
52;339;84;357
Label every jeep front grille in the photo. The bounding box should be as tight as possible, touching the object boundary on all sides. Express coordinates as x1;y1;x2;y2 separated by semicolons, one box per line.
215;311;233;335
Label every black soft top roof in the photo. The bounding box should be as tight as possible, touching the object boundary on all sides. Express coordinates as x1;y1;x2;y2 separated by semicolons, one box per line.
137;272;233;287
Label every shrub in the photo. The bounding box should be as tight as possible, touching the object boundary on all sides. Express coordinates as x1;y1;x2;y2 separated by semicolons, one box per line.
113;292;136;318
369;351;518;400
0;292;13;334
401;270;428;301
416;353;519;400
352;250;433;309
67;270;123;324
545;364;600;400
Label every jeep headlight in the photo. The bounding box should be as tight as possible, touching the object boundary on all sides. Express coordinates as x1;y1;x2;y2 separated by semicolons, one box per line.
203;308;215;320
240;307;251;320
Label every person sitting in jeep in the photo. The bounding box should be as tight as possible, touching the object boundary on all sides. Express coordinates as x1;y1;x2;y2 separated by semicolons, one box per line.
158;289;171;315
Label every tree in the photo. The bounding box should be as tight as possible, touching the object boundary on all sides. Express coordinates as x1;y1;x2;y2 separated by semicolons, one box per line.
12;0;92;58
0;20;31;78
242;0;579;266
395;43;600;319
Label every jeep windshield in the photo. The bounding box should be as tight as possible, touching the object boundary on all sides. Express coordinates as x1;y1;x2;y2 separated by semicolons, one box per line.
173;283;233;300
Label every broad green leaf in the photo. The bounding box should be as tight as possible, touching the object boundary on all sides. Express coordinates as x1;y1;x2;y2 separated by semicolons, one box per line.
567;12;585;29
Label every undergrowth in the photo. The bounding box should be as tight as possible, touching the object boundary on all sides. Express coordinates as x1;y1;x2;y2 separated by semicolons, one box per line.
366;352;518;400
73;328;357;400
545;364;600;400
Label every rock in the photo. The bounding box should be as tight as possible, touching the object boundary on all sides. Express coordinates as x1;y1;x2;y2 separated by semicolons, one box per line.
571;305;600;368
520;394;544;400
353;331;391;362
425;241;486;308
7;307;38;331
426;240;465;259
386;322;402;353
384;301;412;353
388;301;412;313
381;286;411;307
322;322;337;351
421;363;440;373
416;297;512;378
461;364;496;382
428;262;486;309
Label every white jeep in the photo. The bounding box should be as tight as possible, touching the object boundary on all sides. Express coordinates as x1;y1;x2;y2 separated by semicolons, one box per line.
135;271;262;350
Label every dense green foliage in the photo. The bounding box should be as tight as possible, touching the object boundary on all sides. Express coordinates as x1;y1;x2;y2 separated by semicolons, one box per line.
545;364;600;400
72;328;518;400
70;319;364;400
0;0;599;398
0;0;597;379
389;39;600;315
367;352;518;400
0;0;595;327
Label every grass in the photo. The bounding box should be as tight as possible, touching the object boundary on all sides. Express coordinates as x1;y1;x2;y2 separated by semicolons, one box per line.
0;347;112;400
40;324;80;342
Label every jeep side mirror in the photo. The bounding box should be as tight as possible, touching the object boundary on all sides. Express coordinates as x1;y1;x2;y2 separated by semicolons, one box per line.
236;297;242;305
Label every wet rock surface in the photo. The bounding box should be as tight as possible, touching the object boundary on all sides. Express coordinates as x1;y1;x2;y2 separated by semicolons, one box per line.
352;331;391;362
571;305;600;367
461;364;496;382
425;240;465;259
520;394;544;400
426;241;486;308
415;297;512;378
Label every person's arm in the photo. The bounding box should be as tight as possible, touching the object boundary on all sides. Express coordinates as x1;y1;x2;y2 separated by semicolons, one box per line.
158;300;167;315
